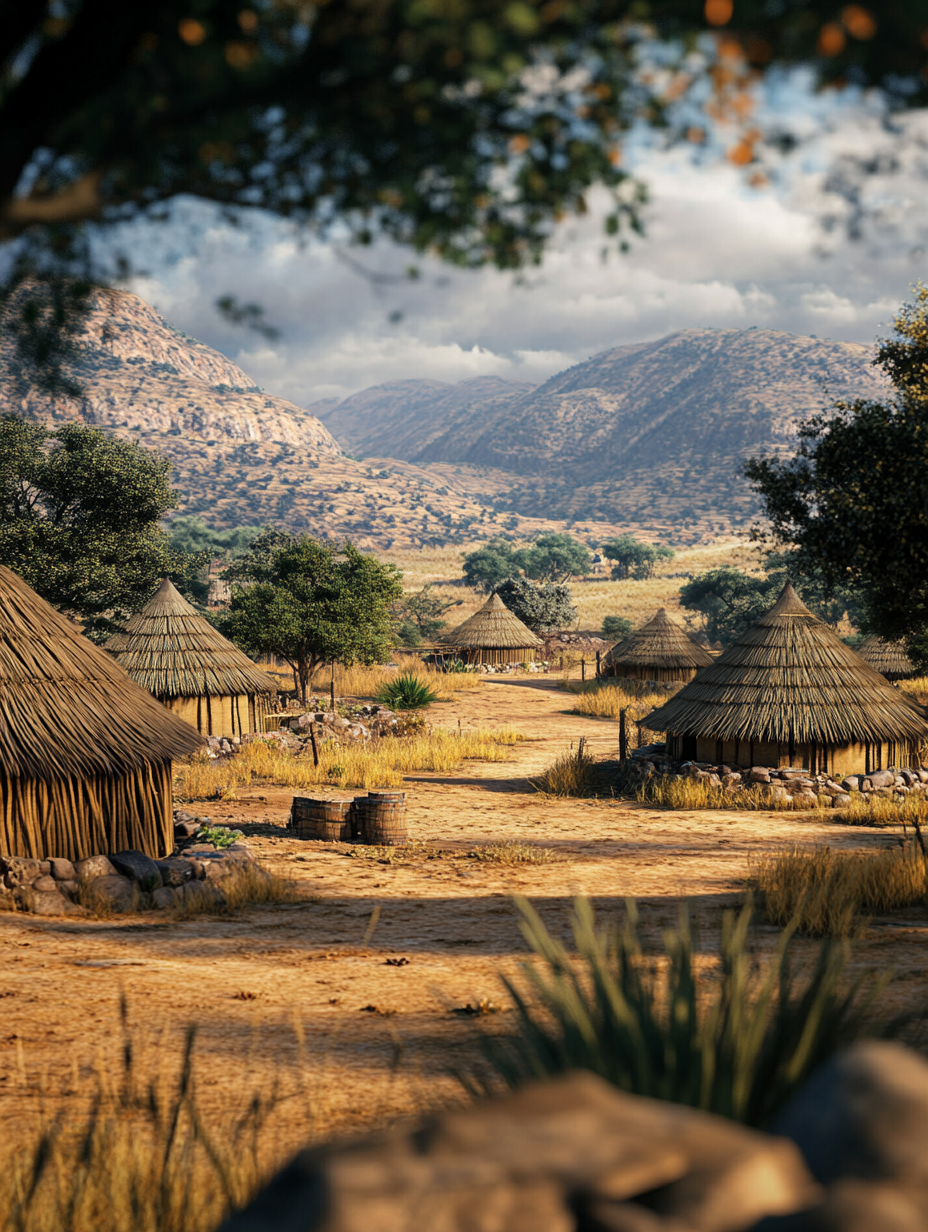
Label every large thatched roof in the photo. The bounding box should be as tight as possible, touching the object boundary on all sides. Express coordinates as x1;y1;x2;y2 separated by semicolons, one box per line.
444;593;543;649
601;608;714;672
646;584;928;745
113;578;278;699
857;635;915;680
0;566;203;780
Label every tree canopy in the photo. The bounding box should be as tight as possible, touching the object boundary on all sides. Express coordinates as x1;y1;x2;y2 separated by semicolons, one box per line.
745;287;928;663
462;538;522;594
518;532;591;583
221;532;403;702
496;575;577;633
601;534;674;580
0;416;197;636
391;583;463;643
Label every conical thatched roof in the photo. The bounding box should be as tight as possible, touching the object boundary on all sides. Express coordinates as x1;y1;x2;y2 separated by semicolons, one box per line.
601;608;714;672
103;629;130;656
114;578;278;699
444;593;543;649
646;583;928;745
857;635;915;681
0;566;203;780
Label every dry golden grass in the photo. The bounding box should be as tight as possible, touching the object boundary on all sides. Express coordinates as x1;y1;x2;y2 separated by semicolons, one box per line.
749;843;928;938
532;740;604;798
262;659;482;699
832;793;928;830
567;679;671;721
175;725;524;798
899;676;928;706
638;775;796;812
170;863;311;918
465;840;561;865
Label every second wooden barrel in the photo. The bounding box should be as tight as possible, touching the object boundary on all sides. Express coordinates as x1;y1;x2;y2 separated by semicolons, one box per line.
354;790;407;846
290;796;353;841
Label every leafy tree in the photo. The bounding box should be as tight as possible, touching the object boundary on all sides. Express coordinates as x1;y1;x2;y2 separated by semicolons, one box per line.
462;538;521;594
602;615;633;640
496;576;576;633
0;416;197;636
392;584;463;641
167;516;264;560
601;535;675;581
221;532;403;703
679;569;779;646
518;533;591;583
745;287;928;663
394;620;423;649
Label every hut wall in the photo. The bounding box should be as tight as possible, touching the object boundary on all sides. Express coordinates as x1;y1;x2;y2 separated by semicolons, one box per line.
600;664;701;684
160;692;270;737
681;736;919;775
0;761;174;861
457;646;535;666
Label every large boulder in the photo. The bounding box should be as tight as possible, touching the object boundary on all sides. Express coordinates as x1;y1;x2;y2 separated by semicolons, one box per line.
75;854;117;882
48;857;76;881
218;1072;817;1232
89;874;137;912
156;857;195;887
109;849;162;889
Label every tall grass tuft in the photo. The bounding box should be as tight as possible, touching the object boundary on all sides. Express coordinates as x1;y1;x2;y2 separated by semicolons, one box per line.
175;725;524;798
566;678;670;721
637;774;796;812
464;896;898;1127
832;793;928;829
750;844;928;938
532;738;601;797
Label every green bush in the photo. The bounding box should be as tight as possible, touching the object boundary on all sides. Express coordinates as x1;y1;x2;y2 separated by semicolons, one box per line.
602;615;633;639
375;672;441;710
197;825;244;849
465;896;898;1126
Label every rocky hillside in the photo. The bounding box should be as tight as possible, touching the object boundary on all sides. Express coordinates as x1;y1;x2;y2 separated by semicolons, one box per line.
318;328;889;527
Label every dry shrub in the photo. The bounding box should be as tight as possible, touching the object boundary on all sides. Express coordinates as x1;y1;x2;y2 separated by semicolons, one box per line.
170;863;310;919
898;676;928;706
567;678;670;721
638;774;796;812
175;725;524;799
533;739;602;798
832;793;928;830
749;843;928;938
466;841;561;865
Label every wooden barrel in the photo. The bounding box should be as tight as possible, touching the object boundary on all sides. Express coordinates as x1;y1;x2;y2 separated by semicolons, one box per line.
290;796;353;841
354;791;407;846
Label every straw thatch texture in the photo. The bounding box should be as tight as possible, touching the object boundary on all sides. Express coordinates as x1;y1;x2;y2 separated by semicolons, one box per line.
443;593;543;665
0;566;203;861
113;579;277;735
646;585;928;774
857;635;916;681
102;629;130;656
600;608;713;682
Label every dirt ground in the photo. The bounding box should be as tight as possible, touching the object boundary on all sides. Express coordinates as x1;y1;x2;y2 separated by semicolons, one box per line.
2;676;927;1159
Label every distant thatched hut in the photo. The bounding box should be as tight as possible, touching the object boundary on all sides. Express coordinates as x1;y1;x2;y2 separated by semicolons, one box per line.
112;578;277;737
647;584;928;775
857;635;916;682
0;566;202;861
599;608;713;683
443;593;543;665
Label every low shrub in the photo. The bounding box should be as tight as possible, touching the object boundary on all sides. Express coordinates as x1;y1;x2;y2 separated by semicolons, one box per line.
196;824;244;849
637;774;796;812
465;841;562;865
832;793;928;830
375;672;441;711
749;843;928;938
464;896;899;1127
171;862;310;919
532;738;602;798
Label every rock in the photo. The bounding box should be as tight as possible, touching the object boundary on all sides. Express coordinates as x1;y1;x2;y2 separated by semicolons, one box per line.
58;879;80;899
33;874;58;893
832;794;852;808
177;880;224;907
218;1071;817;1232
749;768;772;784
226;842;254;859
156;857;195;887
781;1178;928;1232
868;770;895;789
31;889;73;915
75;854;117;882
152;886;177;909
766;786;791;806
49;857;76;881
174;820;199;838
89;874;137;912
791;792;819;810
774;1041;928;1186
184;842;217;853
2;857;50;888
109;850;163;889
0;885;15;912
206;735;222;751
203;860;233;882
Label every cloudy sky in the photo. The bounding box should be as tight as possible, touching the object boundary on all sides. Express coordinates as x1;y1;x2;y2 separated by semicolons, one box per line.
129;77;928;409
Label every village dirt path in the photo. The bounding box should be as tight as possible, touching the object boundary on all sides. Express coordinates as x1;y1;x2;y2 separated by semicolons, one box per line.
1;677;927;1156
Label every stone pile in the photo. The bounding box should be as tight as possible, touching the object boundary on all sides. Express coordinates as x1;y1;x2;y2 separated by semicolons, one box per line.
203;734;241;758
0;810;254;917
221;1041;928;1232
472;660;549;674
623;744;928;808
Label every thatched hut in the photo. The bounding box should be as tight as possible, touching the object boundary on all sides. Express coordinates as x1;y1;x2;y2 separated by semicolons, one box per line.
857;635;916;682
0;566;203;861
647;584;928;776
599;608;713;683
112;578;277;737
443;593;543;665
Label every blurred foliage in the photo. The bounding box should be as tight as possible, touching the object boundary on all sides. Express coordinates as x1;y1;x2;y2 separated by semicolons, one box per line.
602;613;633;639
463;531;590;592
601;533;674;580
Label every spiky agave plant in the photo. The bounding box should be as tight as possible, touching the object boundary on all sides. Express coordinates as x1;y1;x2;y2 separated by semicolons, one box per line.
463;896;901;1127
375;672;442;711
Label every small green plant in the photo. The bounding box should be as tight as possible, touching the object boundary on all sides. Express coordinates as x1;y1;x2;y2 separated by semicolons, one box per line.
327;764;346;779
464;896;899;1127
375;672;442;710
196;824;244;849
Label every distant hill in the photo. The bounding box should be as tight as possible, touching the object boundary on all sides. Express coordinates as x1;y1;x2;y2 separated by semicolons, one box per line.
317;328;889;527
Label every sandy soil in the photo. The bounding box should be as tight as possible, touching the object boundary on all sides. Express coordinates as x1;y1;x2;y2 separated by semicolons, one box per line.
2;676;926;1156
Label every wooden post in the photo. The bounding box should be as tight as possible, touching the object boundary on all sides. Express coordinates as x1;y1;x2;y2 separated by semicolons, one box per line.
595;650;601;675
308;721;319;768
330;661;336;712
619;708;628;762
581;658;586;682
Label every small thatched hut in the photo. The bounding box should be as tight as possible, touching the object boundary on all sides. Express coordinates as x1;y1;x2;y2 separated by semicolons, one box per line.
112;578;277;737
443;593;543;665
857;635;916;682
647;584;928;776
599;608;713;683
0;566;203;860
